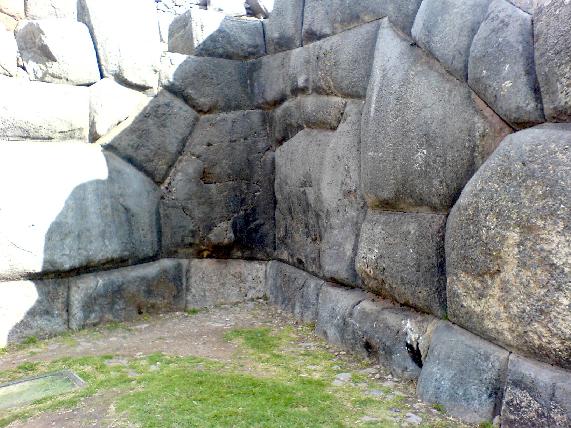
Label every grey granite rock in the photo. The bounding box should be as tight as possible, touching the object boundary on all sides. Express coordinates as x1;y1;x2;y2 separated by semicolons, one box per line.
468;0;544;129
361;20;511;213
187;259;267;308
417;323;509;423
379;0;424;36
69;260;186;329
355;211;447;317
446;124;571;370
264;0;303;54
24;0;77;19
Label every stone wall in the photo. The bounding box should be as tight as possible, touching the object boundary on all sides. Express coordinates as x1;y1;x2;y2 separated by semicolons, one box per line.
0;0;569;426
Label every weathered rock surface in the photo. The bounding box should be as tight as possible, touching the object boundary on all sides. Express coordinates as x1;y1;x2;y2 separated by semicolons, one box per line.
468;0;544;129
0;11;16;31
362;20;511;213
271;95;346;144
266;260;325;323
264;0;303;54
356;211;447;317
169;9;265;60
0;25;17;76
446;124;571;369
99;90;199;184
315;284;366;346
16;20;100;85
417;323;509;423
160;52;253;113
302;0;382;43
24;0;77;19
246;0;273;18
69;260;186;330
0;0;24;19
412;0;491;81
501;355;571;427
0;142;160;280
534;1;571;121
379;0;424;36
207;0;246;16
0;279;68;346
349;299;439;380
89;78;149;142
161;110;274;259
0;77;89;141
187;259;267;308
506;0;538;13
275;102;365;285
78;0;161;89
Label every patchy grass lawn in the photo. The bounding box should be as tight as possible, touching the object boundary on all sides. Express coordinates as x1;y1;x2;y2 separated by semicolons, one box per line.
0;306;468;427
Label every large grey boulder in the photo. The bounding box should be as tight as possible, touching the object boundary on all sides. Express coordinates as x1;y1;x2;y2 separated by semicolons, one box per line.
24;0;77;19
379;0;424;36
266;260;325;323
355;211;447;317
534;1;571;121
0;279;68;346
275;102;365;285
16;20;100;85
506;0;538;13
501;355;571;427
468;0;544;129
417;323;509;423
69;260;186;330
161;110;275;259
0;142;160;280
349;299;439;380
315;284;367;347
0;77;89;141
0;25;17;76
187;259;267;309
99;90;199;184
78;0;161;89
271;95;347;144
446;124;571;370
160;52;253;113
246;0;273;18
302;0;382;43
89;78;149;142
0;0;24;19
264;0;303;54
361;20;511;213
169;9;265;60
412;0;491;81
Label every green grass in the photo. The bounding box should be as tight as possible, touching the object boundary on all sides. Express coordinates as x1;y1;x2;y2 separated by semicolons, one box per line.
185;308;205;316
224;327;283;355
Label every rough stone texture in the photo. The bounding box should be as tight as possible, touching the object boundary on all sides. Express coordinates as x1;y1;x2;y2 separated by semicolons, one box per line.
208;0;246;16
0;25;17;76
302;0;382;43
0;0;24;19
412;0;491;81
534;1;571;121
24;0;77;19
0;142;160;280
417;323;509;423
187;259;267;308
501;355;571;428
247;0;273;18
0;279;68;346
16;20;100;85
275;102;365;285
266;260;325;323
362;21;511;213
468;0;543;129
506;0;538;13
89;78;149;142
264;0;303;54
78;0;161;89
99;90;199;184
315;284;367;347
271;95;346;144
349;299;439;380
69;260;186;330
0;77;89;141
355;211;447;317
161;110;274;259
160;52;253;113
446;124;571;370
169;9;265;60
379;0;424;36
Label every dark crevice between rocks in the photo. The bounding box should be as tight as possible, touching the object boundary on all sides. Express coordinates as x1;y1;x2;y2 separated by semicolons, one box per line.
406;341;424;368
